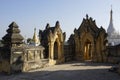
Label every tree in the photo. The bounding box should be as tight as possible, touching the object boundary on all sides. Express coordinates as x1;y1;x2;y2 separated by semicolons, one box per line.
27;38;33;44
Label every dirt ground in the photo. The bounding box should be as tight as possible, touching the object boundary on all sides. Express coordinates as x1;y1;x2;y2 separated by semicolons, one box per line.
0;61;120;80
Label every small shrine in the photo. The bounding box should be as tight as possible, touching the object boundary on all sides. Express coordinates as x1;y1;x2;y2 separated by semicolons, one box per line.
0;22;44;74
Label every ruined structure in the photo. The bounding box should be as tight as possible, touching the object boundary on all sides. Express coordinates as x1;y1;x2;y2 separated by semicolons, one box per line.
0;22;24;73
0;22;44;73
39;21;66;65
68;15;107;62
22;45;45;71
0;13;120;74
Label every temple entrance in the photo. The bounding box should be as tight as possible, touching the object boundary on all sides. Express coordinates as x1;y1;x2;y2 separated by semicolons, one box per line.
54;41;58;60
84;39;92;60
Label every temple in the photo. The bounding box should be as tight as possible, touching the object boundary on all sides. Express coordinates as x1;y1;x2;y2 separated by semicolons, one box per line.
67;15;107;62
39;21;66;65
0;11;120;74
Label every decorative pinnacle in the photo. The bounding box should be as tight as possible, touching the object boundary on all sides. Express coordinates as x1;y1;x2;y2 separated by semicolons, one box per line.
34;28;36;32
46;23;50;29
110;5;113;23
55;21;60;27
86;14;88;19
111;5;112;10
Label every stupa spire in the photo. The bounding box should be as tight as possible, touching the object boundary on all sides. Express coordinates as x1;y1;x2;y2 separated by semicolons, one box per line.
110;5;113;23
107;5;115;35
32;28;40;46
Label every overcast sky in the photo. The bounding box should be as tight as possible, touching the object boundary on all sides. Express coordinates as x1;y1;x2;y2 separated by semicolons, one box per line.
0;0;120;40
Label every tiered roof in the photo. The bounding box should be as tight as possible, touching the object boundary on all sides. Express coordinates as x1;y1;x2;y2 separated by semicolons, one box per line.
2;22;24;45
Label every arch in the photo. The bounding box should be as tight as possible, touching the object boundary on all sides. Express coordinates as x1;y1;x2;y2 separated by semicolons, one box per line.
54;40;59;60
84;39;92;60
48;30;64;65
81;32;94;61
53;31;62;60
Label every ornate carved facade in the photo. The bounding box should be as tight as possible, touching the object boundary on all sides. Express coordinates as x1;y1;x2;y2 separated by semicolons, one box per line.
68;15;107;62
39;21;66;65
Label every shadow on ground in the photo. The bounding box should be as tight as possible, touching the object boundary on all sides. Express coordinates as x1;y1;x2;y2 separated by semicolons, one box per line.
70;61;114;66
0;61;120;80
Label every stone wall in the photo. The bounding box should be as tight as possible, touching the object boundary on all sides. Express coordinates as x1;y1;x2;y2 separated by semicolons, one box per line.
0;48;1;72
107;44;120;64
1;60;10;74
0;61;1;72
23;46;45;71
118;63;120;74
64;44;74;62
0;45;45;74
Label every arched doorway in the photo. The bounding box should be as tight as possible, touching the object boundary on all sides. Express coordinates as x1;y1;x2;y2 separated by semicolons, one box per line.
54;41;58;60
84;39;92;60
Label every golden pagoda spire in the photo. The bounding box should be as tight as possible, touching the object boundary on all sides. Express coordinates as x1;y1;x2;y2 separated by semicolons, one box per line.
33;28;40;46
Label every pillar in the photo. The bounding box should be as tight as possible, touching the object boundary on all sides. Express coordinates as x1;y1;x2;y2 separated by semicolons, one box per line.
49;41;56;65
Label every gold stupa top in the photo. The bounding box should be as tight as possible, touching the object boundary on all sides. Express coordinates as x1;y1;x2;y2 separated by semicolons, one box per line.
33;28;40;46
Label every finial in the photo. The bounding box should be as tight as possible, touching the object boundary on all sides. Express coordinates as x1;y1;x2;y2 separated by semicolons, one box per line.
34;28;36;32
74;28;77;33
55;21;60;27
9;21;18;28
55;21;60;28
110;5;113;22
46;23;50;29
110;5;113;13
86;14;88;19
111;5;112;10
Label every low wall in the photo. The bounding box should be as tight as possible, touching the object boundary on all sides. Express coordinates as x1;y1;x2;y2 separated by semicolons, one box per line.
23;59;48;71
0;61;1;72
107;45;120;64
107;57;120;64
1;60;10;74
118;63;120;74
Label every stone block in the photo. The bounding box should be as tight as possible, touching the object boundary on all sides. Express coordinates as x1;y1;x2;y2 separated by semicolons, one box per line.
108;57;120;64
0;62;1;72
118;63;120;74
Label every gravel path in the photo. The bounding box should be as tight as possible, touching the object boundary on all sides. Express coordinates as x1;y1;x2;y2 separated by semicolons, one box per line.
0;61;120;80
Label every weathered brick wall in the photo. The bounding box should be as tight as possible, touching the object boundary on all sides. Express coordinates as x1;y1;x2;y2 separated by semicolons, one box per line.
118;63;120;74
0;61;1;72
107;44;120;64
23;46;45;71
64;44;75;62
1;60;10;73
